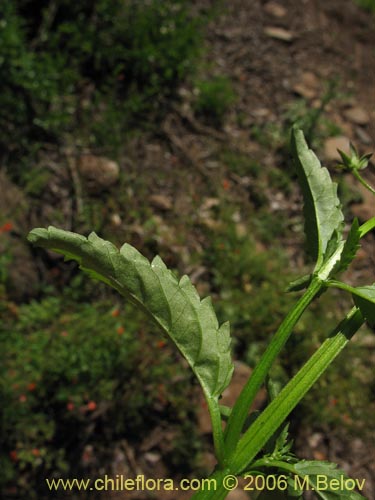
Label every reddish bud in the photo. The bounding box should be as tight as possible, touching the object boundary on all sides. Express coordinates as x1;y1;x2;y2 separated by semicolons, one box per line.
0;222;13;233
222;179;230;190
67;402;75;411
87;401;97;411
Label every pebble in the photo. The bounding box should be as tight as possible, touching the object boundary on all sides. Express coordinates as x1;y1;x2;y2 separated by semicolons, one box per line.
149;194;173;211
343;106;370;126
264;27;294;42
293;72;320;99
78;155;119;192
264;1;287;18
227;489;250;500
324;136;351;161
355;126;372;145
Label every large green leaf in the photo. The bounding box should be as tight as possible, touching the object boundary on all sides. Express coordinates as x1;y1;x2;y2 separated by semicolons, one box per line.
291;128;344;270
28;227;233;399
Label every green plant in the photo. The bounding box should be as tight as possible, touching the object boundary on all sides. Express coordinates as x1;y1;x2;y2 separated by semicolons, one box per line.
283;81;339;146
1;0;207;173
28;128;375;499
355;0;375;12
1;294;200;498
337;143;374;194
194;76;236;125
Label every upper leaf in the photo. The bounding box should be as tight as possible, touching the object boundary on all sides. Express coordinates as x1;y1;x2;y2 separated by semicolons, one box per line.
28;227;233;399
291;128;344;270
331;218;361;276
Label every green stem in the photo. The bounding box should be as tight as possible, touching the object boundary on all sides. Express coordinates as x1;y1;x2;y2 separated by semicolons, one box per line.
206;396;226;466
229;307;364;474
190;469;231;500
191;307;364;499
359;216;375;238
251;458;297;474
224;277;323;455
353;170;375;195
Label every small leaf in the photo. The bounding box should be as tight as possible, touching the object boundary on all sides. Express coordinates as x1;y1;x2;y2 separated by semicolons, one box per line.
332;219;361;276
291;128;344;270
359;217;375;238
292;460;367;500
286;274;312;292
351;285;375;327
328;281;375;327
28;227;234;400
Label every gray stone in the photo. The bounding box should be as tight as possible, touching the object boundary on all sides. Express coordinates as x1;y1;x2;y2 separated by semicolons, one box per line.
78;155;119;192
324;136;350;161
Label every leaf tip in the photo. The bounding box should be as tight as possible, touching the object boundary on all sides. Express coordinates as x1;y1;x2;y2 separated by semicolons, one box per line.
27;228;49;245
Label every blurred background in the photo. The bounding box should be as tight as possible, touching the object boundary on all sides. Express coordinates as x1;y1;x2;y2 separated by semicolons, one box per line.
0;0;374;498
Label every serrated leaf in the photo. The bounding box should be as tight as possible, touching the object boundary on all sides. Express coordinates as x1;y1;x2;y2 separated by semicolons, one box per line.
292;460;367;500
286;274;312;292
291;128;344;270
332;219;361;276
27;227;233;399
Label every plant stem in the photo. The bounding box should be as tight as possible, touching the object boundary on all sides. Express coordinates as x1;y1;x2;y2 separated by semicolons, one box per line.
224;277;322;455
353;170;375;195
192;307;363;499
229;307;364;474
206;396;226;466
359;216;375;238
189;468;231;500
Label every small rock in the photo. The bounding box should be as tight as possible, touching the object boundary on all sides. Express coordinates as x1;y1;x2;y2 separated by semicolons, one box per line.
264;1;287;17
149;194;173;211
355;126;372;145
200;198;220;211
264;26;294;42
252;107;271;119
313;450;328;461
110;213;122;227
343;106;370;126
324;136;350;161
78;155;119;192
227;489;249;500
293;72;320;99
144;452;161;464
